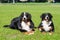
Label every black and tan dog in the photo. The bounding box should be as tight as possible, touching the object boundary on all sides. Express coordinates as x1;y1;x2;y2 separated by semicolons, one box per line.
4;12;35;35
38;13;54;35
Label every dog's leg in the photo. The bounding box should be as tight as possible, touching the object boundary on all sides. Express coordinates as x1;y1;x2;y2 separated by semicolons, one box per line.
27;22;30;26
38;27;44;31
42;32;46;35
49;31;53;35
23;31;31;35
24;30;34;35
39;27;46;35
28;30;34;35
49;26;53;35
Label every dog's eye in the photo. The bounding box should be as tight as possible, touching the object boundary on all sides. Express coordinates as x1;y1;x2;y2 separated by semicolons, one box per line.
22;15;23;17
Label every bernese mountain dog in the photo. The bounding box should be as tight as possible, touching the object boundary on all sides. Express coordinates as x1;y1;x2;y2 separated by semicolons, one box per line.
4;12;35;35
38;13;54;35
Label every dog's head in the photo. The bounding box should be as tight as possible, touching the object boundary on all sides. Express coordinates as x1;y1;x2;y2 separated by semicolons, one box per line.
20;12;31;22
40;13;53;21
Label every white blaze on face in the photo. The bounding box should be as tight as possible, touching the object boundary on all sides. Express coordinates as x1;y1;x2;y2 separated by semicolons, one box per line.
23;12;27;19
42;20;52;31
45;15;48;19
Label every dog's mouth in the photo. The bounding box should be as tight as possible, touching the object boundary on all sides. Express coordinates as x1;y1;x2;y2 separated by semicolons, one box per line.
22;19;27;23
44;19;49;22
45;17;49;21
22;18;29;23
24;20;27;23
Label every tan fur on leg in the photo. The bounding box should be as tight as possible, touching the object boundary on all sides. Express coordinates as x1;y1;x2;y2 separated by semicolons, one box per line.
42;32;46;35
24;30;34;35
39;27;43;31
49;32;53;35
27;22;30;26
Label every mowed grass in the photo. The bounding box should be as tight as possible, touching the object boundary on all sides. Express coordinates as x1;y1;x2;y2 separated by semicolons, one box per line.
0;3;60;40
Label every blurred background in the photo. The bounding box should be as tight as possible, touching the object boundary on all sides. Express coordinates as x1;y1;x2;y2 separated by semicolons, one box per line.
0;0;60;3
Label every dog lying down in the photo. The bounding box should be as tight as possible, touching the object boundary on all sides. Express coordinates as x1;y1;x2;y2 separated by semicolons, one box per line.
4;12;35;35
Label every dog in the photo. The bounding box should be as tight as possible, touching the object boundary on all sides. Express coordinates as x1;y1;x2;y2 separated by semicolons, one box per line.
38;13;54;35
4;12;35;35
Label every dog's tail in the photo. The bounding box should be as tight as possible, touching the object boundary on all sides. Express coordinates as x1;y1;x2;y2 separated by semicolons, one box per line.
3;25;10;27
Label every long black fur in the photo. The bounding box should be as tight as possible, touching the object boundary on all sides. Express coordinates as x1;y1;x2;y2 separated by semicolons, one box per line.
38;13;54;32
4;12;35;32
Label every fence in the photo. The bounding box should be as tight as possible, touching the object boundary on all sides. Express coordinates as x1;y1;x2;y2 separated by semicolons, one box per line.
0;0;60;3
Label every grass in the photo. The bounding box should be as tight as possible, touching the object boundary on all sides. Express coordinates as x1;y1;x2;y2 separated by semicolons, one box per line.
0;3;60;40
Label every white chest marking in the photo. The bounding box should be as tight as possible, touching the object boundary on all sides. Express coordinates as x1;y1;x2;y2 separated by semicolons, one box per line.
21;21;31;32
42;20;52;31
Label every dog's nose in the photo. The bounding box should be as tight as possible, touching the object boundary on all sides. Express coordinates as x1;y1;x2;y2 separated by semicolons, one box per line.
47;17;48;19
24;18;25;19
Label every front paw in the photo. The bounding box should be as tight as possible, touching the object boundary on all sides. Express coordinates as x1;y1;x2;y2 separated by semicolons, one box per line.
28;31;34;35
38;28;42;31
24;30;34;35
49;32;53;35
27;22;30;26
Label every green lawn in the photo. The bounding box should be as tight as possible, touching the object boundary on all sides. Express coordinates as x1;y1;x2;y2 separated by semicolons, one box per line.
0;3;60;40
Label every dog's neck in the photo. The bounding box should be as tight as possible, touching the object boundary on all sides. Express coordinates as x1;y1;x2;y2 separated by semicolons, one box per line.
21;21;31;32
42;20;52;26
22;20;30;23
42;20;52;31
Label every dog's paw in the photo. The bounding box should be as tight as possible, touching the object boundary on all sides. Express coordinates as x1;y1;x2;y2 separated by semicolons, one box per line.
49;32;53;35
24;31;34;35
39;28;42;31
28;32;34;35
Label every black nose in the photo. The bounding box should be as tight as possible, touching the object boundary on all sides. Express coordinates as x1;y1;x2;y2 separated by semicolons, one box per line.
47;17;49;19
24;18;25;19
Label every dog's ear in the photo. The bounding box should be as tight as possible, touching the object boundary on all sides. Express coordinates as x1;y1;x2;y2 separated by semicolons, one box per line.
48;13;53;18
19;12;24;21
40;13;45;18
20;12;24;17
26;12;31;20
